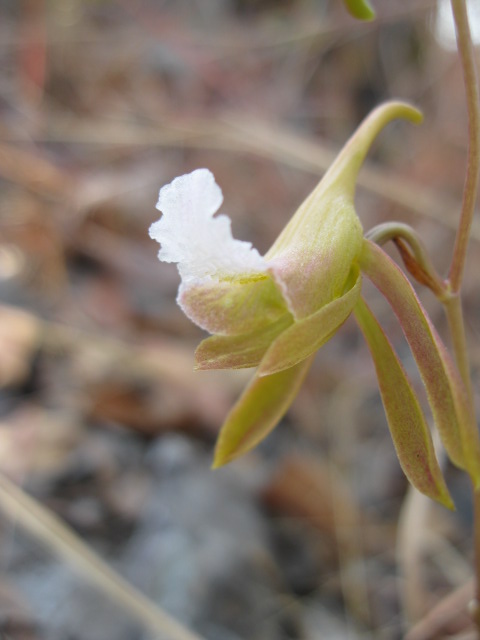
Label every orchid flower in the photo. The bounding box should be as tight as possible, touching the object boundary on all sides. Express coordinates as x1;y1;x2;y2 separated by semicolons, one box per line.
150;102;480;510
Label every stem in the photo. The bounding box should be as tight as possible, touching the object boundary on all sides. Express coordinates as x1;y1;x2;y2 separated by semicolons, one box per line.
366;222;447;298
448;0;480;293
442;295;480;628
443;294;473;405
446;2;480;631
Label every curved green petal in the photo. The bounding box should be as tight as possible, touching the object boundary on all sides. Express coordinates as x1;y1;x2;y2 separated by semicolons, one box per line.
354;297;453;509
258;271;361;376
194;313;293;370
178;274;288;336
343;0;375;21
360;240;480;487
213;356;314;468
266;101;422;320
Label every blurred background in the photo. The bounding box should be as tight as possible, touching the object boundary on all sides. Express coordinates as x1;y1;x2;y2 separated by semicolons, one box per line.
0;1;479;639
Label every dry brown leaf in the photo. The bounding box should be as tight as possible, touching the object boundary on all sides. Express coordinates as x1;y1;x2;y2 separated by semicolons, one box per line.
0;406;82;479
0;143;71;196
0;304;40;388
262;454;361;541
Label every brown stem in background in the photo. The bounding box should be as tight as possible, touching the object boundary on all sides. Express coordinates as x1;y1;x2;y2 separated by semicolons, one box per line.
405;578;474;640
397;485;433;625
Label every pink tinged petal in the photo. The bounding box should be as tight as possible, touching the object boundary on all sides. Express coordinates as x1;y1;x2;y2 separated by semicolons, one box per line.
353;296;453;510
195;314;293;370
178;275;288;336
258;270;362;376
360;240;480;487
212;356;314;468
265;102;422;320
267;198;363;320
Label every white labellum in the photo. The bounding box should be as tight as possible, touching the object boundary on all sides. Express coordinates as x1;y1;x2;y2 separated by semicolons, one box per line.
149;169;267;283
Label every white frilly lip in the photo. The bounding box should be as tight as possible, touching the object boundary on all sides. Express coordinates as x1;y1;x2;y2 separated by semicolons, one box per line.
149;169;267;283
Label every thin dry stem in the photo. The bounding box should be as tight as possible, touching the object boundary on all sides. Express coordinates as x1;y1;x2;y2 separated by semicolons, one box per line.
397;478;436;625
0;472;206;640
4;114;479;240
405;578;474;640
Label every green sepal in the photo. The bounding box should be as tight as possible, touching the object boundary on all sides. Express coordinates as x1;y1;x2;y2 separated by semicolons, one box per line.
343;0;375;20
354;296;454;509
195;313;293;370
258;270;361;376
212;356;314;468
360;240;480;487
266;101;422;320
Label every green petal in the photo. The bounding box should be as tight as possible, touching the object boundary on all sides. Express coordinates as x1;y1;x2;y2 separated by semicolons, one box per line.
360;240;480;487
343;0;375;20
213;356;314;467
178;274;288;336
266;101;422;319
258;271;361;376
354;297;453;509
195;313;293;370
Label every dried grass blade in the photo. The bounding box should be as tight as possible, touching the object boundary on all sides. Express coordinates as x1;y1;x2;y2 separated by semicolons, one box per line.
220;116;480;240
0;472;205;640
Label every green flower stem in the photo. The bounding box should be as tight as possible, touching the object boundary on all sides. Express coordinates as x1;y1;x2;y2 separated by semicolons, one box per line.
366;222;447;298
448;0;480;294
446;1;480;628
442;296;480;622
443;294;473;406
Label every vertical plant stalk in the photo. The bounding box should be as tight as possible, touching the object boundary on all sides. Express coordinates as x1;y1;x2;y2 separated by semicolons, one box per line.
448;0;480;294
447;0;480;629
444;295;473;404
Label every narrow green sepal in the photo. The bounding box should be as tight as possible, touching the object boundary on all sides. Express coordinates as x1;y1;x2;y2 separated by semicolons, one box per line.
212;356;314;468
258;271;361;376
266;101;422;320
354;297;454;509
343;0;376;21
195;313;293;370
360;240;480;487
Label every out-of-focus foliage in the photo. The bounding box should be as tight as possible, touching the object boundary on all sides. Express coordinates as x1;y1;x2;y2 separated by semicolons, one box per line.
343;0;376;21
